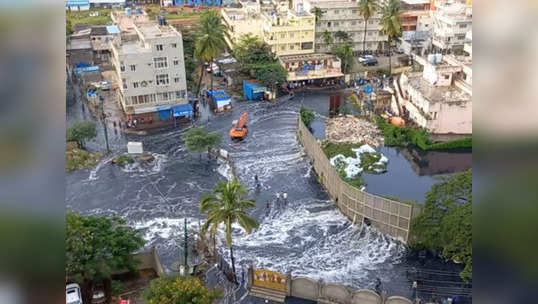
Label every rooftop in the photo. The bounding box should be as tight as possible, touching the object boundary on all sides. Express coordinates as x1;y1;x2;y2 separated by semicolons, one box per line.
408;75;470;104
67;39;92;50
137;23;179;39
121;42;152;55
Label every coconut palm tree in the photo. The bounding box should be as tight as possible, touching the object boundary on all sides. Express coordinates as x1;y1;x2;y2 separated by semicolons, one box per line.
200;178;259;282
358;0;378;54
311;6;324;24
321;30;334;50
334;30;350;43
194;10;226;97
380;0;403;75
333;42;354;74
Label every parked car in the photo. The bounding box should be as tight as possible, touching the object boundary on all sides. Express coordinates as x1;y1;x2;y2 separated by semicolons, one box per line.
362;57;378;66
92;283;106;304
358;55;375;63
66;283;83;304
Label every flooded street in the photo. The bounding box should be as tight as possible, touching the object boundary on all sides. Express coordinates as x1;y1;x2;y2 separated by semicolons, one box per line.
66;90;468;300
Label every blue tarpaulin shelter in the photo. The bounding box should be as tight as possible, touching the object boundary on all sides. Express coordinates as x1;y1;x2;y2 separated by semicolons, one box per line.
156;105;172;120
242;81;267;100
173;104;194;117
74;65;99;75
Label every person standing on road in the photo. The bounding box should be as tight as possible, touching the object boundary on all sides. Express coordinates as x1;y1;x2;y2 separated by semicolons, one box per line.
282;192;288;205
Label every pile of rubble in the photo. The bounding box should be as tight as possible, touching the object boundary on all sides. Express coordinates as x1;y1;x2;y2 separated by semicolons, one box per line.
325;115;384;147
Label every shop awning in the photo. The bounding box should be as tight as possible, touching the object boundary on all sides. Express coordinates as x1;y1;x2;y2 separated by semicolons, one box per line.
173;104;193;117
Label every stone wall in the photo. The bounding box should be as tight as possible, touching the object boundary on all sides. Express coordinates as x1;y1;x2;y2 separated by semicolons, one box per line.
297;118;417;243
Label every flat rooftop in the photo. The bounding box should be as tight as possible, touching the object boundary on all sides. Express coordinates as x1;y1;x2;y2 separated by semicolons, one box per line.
67;39;92;50
121;42;152;55
137;23;179;39
408;75;471;104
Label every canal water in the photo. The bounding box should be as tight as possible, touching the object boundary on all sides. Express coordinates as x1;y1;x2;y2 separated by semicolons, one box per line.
66;90;470;301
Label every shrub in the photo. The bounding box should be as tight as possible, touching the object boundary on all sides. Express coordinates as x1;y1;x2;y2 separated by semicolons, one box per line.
300;106;315;127
113;154;135;165
67;120;97;148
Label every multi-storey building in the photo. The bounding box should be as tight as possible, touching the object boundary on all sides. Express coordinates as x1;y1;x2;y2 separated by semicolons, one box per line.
431;0;472;52
400;0;432;31
110;11;190;125
299;0;388;53
260;8;316;56
221;1;264;49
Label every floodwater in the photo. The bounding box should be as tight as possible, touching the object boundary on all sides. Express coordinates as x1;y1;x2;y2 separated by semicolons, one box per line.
66;89;470;302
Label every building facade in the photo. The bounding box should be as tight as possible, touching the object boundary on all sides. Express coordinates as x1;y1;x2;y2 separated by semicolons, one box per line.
431;0;472;52
299;0;388;53
110;11;190;123
260;9;316;56
221;2;264;50
400;0;432;31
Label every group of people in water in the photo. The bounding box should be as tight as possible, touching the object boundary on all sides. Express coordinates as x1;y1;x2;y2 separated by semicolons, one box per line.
254;175;288;212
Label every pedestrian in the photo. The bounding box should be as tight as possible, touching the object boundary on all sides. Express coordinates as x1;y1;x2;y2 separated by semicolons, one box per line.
282;192;287;204
266;201;270;209
276;192;280;204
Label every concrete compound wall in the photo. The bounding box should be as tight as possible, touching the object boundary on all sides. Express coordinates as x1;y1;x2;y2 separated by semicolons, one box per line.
288;277;413;304
297;119;417;243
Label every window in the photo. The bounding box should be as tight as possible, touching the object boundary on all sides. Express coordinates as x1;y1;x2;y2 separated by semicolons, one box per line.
174;77;180;83
130;65;136;71
459;23;467;28
369;20;373;25
368;31;373;36
122;79;127;89
175;90;186;99
289;32;294;38
352;9;357;14
281;45;286;51
156;44;163;51
327;21;331;27
153;57;168;69
120;63;125;72
290;44;294;50
171;43;177;48
131;96;138;104
351;21;356;26
158;92;170;101
133;82;139;88
173;59;179;66
156;74;169;85
281;33;286;39
334;10;339;14
444;74;450;80
334;22;339;27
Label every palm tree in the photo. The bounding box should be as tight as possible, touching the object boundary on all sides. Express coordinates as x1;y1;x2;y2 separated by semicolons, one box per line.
333;42;354;74
311;6;324;24
380;0;403;75
321;30;334;50
194;10;226;97
200;178;259;282
358;0;378;54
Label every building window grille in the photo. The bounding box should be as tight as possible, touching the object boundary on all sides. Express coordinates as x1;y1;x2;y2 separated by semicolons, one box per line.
156;44;164;51
156;74;169;85
130;65;136;71
153;57;168;69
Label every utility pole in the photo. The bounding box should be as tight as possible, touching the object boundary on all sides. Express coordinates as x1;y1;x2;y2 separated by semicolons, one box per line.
184;218;188;268
100;92;110;153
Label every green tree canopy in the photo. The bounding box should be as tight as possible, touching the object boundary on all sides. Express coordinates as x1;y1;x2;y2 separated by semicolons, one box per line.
200;178;259;282
411;169;472;281
255;63;287;90
334;30;351;42
311;6;324;23
144;276;222;304
66;212;145;302
321;30;334;47
67;120;97;148
182;126;222;159
300;106;315;127
332;42;354;74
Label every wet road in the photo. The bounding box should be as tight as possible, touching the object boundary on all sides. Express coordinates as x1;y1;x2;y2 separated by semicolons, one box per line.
66;90;465;301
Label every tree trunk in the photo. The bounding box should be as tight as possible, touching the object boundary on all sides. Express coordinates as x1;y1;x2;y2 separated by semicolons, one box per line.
210;58;214;92
81;278;93;304
229;245;237;283
207;146;211;158
104;277;112;304
196;65;205;97
363;18;368;53
388;38;392;75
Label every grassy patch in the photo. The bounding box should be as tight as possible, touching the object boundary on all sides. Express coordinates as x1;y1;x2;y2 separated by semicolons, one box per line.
322;141;364;158
113;154;135;165
376;116;472;150
334;161;365;188
360;152;386;173
300;106;315;127
66;147;101;172
348;94;360;111
66;8;113;30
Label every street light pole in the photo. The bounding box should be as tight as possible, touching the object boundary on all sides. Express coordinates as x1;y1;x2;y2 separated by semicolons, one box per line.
184;218;188;269
100;92;110;153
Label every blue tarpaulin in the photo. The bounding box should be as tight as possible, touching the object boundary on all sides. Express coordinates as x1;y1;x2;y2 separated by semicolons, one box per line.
156;105;172;120
106;25;120;35
173;104;193;117
66;0;89;6
242;81;266;100
74;65;99;75
75;62;89;68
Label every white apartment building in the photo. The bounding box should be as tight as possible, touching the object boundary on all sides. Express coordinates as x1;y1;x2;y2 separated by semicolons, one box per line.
111;11;190;124
431;0;472;52
298;0;389;53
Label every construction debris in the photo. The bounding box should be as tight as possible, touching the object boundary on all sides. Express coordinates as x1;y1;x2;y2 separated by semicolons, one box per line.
325;115;384;147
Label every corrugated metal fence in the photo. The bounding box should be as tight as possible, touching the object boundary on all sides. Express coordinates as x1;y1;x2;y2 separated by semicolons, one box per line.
297;118;417;243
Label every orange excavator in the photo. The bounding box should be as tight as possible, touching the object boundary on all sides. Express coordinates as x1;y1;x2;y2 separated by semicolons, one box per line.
229;112;248;140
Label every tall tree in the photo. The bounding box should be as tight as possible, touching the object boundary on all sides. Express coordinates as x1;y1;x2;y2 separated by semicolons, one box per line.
144;276;222;304
182;126;222;160
411;169;472;281
194;10;226;96
255;63;287;94
334;30;351;43
200;178;259;282
380;0;403;75
321;30;334;49
332;42;354;74
66;212;145;304
311;6;324;23
358;0;378;53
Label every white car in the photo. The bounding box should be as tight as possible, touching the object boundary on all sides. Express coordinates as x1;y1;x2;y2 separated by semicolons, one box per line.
66;283;83;304
358;55;375;63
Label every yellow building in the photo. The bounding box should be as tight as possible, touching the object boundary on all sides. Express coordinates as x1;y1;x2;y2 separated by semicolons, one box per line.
221;2;264;49
261;9;316;56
